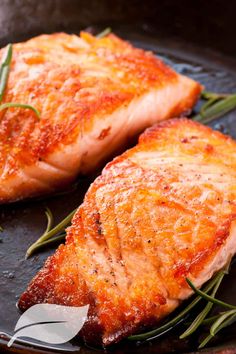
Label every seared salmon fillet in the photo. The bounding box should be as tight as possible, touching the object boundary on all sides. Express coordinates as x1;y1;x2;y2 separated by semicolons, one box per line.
0;32;201;203
19;118;236;346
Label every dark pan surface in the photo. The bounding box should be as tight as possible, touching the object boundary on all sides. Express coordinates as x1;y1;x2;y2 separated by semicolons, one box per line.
0;24;236;354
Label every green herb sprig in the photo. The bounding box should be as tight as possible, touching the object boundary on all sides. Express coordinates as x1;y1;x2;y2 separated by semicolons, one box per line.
186;274;236;348
128;266;228;342
193;91;236;124
96;27;111;38
26;232;66;257
0;44;40;118
199;310;236;348
0;102;40;118
128;261;236;349
0;44;12;102
25;208;76;259
179;266;228;339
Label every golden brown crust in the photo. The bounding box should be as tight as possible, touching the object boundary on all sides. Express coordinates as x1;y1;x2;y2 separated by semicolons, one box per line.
19;118;236;346
0;32;181;178
0;32;202;203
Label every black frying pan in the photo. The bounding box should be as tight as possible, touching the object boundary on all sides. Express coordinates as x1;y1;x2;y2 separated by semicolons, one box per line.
0;1;236;353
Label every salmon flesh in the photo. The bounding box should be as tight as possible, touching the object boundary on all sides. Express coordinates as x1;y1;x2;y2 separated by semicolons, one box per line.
0;32;201;203
19;118;236;346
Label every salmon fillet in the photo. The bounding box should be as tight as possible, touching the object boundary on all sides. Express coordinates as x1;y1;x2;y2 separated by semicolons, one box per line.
0;32;201;203
19;118;236;346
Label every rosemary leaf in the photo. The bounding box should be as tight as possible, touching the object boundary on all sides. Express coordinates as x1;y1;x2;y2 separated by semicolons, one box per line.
180;302;213;337
198;333;214;349
0;102;40;118
193;94;236;124
180;269;225;338
27;233;66;255
186;277;236;310
0;44;12;103
44;207;54;234
25;207;54;258
215;312;236;332
201;91;229;100
200;97;219;115
199;312;236;349
201;314;223;326
25;208;76;259
210;309;236;336
128;270;225;341
96;27;112;38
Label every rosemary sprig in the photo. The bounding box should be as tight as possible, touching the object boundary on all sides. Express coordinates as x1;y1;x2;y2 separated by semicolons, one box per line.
193;91;236;124
128;269;225;341
26;232;66;256
180;262;230;338
25;208;76;258
201;91;229;100
0;43;40;118
0;102;40;118
44;207;54;233
96;27;111;38
200;97;219;115
199;309;236;348
210;309;236;336
0;44;12;102
186;277;236;310
184;264;236;349
201;314;225;326
128;261;236;350
179;267;226;339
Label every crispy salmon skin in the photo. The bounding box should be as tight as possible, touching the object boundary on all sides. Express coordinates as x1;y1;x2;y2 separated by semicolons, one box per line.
19;118;236;346
0;32;201;203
